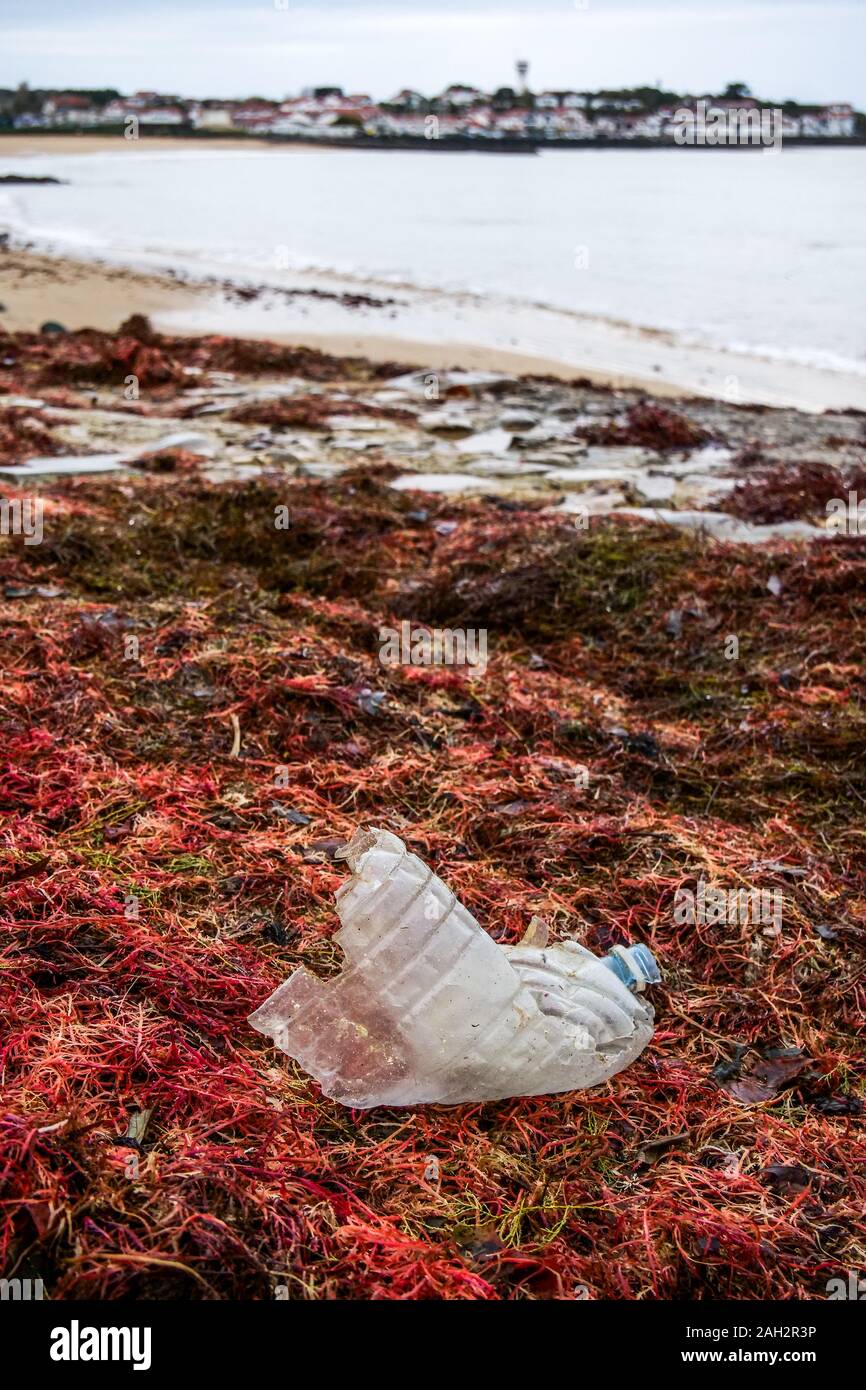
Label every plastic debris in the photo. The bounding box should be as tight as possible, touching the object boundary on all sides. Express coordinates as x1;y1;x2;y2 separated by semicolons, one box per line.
423;1156;440;1183
0;454;130;479
249;827;660;1107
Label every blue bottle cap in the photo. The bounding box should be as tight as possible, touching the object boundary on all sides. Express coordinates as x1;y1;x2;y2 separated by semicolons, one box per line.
602;944;661;993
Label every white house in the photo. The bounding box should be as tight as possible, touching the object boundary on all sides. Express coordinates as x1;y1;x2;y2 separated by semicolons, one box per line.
439;85;484;108
137;106;186;125
630;112;664;138
533;92;588;119
388;89;426;110
493;108;531;134
591;95;642;112
231;101;280;129
561;109;593;137
822;103;855;136
41;95;101;126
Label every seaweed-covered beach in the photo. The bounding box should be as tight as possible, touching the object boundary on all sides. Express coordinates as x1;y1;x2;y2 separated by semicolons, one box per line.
1;321;864;1299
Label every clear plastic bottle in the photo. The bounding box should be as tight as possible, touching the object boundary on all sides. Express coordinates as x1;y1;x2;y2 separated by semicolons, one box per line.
249;827;660;1107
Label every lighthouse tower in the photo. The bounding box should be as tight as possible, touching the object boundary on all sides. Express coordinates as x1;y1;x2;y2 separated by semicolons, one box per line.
515;59;530;94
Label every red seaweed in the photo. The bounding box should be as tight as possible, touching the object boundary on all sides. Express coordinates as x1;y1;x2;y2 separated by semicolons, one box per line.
1;330;864;1303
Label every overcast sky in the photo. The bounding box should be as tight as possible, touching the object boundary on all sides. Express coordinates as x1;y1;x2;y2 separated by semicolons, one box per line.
3;0;864;106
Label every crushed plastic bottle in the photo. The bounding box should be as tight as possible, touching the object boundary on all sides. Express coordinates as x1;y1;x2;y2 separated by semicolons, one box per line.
249;827;660;1108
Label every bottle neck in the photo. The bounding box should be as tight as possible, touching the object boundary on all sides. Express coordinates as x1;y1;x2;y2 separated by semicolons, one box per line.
602;944;661;993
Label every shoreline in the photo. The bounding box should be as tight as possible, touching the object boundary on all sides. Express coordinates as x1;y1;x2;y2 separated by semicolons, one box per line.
0;247;697;396
2;138;865;412
0;247;205;336
0;248;647;388
2;245;865;412
0;133;326;157
1;132;864;159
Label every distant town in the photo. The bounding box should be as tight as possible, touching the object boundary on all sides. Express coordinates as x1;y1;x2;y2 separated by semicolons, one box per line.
1;73;862;145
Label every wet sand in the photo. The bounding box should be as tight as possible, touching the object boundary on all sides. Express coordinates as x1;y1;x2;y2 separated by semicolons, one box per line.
0;247;203;331
0;133;322;157
0;248;679;393
2;246;864;410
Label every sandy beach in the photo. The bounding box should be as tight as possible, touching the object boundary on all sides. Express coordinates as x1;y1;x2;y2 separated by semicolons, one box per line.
2;138;865;411
0;133;307;157
3;246;865;410
0;246;205;333
0;248;624;385
0;247;692;393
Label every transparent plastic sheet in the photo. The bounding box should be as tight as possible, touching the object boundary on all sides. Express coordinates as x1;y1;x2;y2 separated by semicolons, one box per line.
249;827;659;1107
